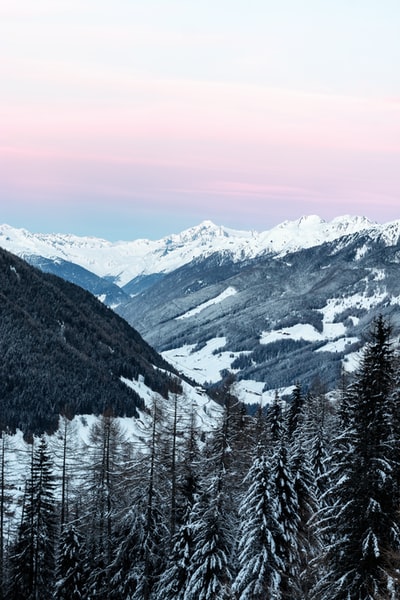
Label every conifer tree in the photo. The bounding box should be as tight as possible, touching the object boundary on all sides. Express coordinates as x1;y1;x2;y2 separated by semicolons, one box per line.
154;508;195;600
184;489;233;600
154;404;202;600
286;383;304;440
80;413;129;598
9;437;57;600
290;440;320;597
271;438;300;599
232;453;283;599
184;397;237;600
107;397;170;600
55;525;84;600
266;391;283;447
313;316;400;599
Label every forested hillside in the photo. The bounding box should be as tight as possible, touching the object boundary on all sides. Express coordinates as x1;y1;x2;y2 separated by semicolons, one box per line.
121;225;400;391
0;247;182;437
1;317;400;599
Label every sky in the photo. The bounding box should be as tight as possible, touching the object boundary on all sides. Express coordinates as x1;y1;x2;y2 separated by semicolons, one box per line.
1;0;400;240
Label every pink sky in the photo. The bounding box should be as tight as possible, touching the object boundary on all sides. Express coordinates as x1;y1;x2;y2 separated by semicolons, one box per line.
1;1;400;239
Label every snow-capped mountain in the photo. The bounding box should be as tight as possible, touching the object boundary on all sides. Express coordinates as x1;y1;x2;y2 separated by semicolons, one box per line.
117;218;400;400
0;215;378;290
2;215;400;400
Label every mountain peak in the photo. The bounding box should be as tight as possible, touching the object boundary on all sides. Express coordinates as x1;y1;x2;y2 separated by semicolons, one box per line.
297;214;326;226
0;215;392;289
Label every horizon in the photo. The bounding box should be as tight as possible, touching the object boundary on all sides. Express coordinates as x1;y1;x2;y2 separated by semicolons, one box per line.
0;212;391;243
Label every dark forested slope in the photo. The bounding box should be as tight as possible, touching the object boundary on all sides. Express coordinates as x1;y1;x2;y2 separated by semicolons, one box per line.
0;248;181;437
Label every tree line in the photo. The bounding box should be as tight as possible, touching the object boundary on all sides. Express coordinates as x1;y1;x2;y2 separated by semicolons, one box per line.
1;316;400;599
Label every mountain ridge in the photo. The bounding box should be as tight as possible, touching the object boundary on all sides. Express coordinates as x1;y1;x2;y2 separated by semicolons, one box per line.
0;214;381;289
2;215;400;399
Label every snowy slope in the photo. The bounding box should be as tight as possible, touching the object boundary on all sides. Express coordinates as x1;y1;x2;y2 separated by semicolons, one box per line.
0;215;382;288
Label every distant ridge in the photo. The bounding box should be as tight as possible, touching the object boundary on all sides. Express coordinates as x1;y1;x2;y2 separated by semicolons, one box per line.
0;215;380;288
1;215;400;396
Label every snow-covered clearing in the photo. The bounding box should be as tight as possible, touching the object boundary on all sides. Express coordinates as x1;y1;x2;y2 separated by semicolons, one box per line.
176;287;237;320
162;337;246;384
234;379;295;406
260;323;334;344
316;337;359;353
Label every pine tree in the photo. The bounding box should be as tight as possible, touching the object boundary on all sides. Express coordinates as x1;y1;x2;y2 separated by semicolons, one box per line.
286;383;304;440
232;453;283;599
107;506;148;599
271;438;300;599
183;397;237;600
266;391;283;447
154;508;195;600
9;437;58;600
184;490;233;600
290;440;320;597
313;316;400;599
54;525;84;600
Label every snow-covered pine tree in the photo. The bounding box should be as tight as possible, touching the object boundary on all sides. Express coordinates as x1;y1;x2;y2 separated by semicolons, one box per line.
232;452;283;599
313;316;400;600
54;524;84;600
286;383;304;441
154;507;195;600
290;440;320;597
266;391;284;448
183;489;233;600
271;438;301;599
183;395;237;600
107;506;148;599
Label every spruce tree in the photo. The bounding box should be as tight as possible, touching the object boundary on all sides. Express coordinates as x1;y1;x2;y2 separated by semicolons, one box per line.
232;453;283;599
9;437;57;600
286;383;304;440
266;391;283;446
313;316;400;599
271;438;300;599
154;508;195;600
54;525;84;600
184;490;233;600
290;440;320;597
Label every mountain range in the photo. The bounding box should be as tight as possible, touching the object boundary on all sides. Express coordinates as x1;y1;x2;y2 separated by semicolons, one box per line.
1;215;400;404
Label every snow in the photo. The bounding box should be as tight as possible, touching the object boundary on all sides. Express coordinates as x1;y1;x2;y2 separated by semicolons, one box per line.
342;350;363;372
3;373;223;535
321;292;388;318
162;337;245;384
260;324;327;344
355;244;369;260
176;287;237;320
316;337;359;353
120;373;223;429
234;380;295;406
163;280;391;392
0;214;382;288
